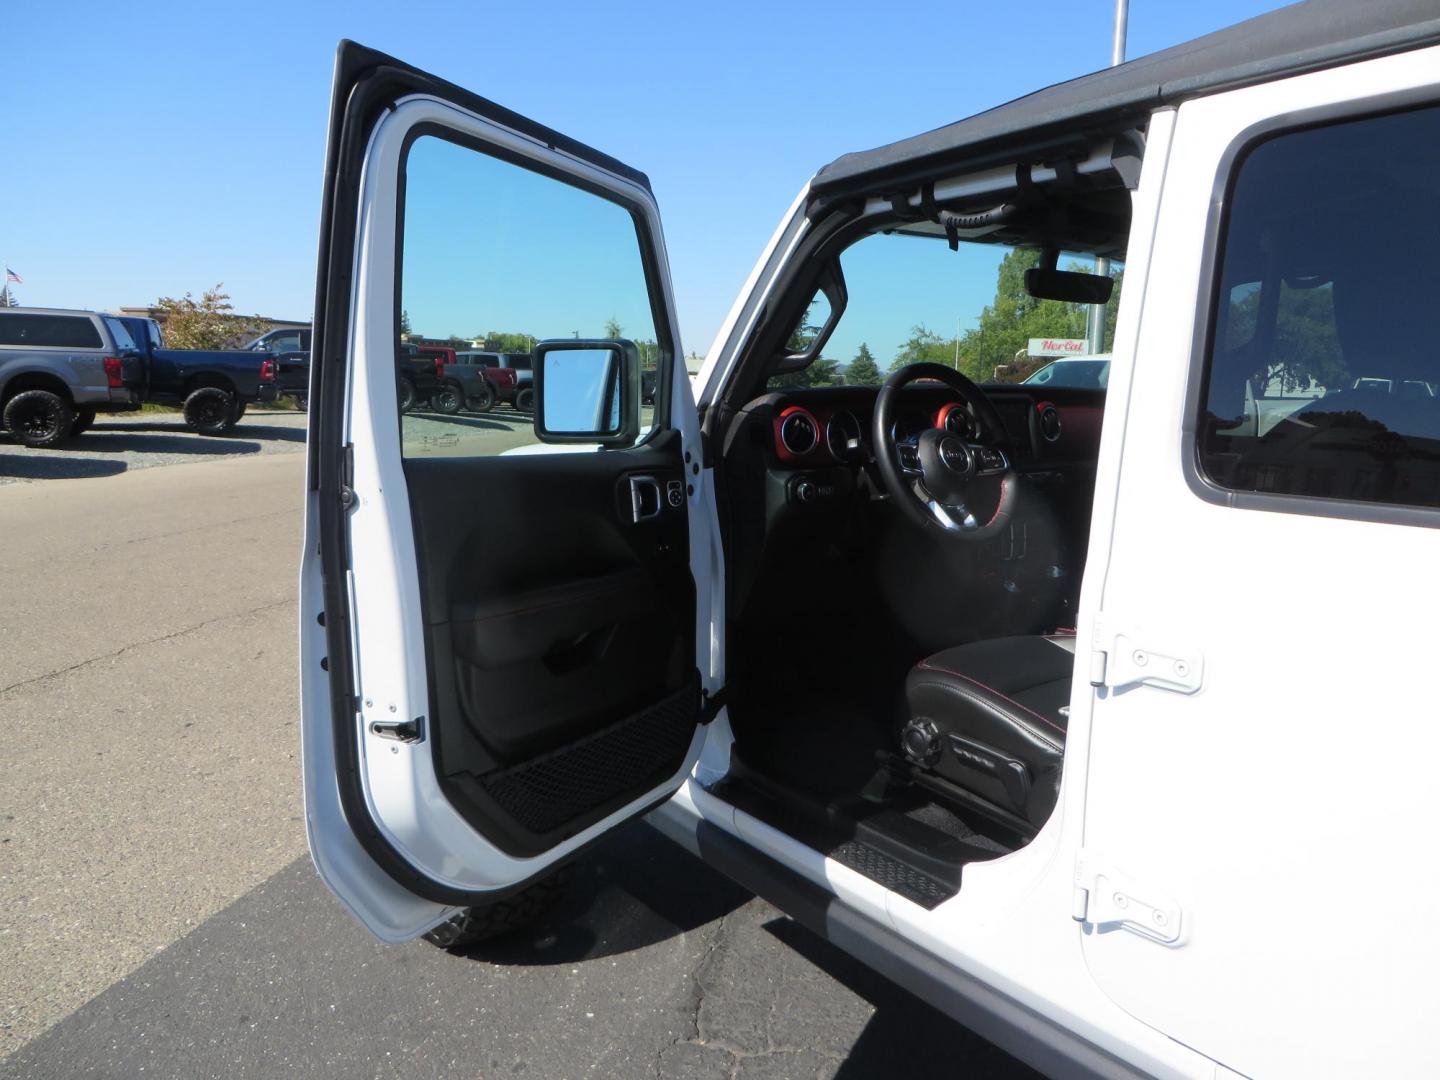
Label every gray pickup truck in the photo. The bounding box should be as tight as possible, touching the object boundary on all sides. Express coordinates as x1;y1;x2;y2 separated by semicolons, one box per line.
0;308;142;447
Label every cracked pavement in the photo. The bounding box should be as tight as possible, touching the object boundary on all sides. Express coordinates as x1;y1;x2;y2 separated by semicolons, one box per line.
0;437;1039;1078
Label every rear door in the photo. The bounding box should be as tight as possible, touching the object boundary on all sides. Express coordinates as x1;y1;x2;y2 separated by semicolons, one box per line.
1075;46;1440;1078
301;42;715;941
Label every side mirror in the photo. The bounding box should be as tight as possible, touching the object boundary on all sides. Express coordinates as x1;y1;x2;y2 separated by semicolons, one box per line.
533;338;640;448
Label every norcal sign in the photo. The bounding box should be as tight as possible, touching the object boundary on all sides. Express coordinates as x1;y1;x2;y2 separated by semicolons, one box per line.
1028;337;1088;358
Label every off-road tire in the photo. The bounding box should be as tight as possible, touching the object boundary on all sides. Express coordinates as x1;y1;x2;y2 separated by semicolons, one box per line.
71;406;98;437
398;377;417;413
183;387;238;435
467;383;496;413
422;867;571;950
434;381;464;415
4;390;75;448
514;386;535;413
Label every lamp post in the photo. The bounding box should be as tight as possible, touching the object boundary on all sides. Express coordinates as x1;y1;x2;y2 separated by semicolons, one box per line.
1086;0;1129;356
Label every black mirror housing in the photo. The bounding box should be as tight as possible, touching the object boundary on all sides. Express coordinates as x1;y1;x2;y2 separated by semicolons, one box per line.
1024;267;1114;305
533;338;641;448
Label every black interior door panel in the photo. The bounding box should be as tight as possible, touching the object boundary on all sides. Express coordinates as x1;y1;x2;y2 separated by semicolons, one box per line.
401;430;697;856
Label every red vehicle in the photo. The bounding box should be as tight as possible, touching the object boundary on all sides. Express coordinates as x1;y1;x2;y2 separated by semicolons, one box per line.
455;350;531;411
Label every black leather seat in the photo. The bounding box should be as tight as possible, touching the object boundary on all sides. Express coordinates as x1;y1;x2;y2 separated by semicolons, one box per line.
901;634;1075;830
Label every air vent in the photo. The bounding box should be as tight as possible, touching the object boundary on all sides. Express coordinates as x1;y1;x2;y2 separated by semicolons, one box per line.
778;408;819;456
1038;403;1062;443
826;410;862;461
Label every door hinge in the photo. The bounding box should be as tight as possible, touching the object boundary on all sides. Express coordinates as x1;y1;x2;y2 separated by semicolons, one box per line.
369;716;424;743
1088;614;1203;694
340;443;355;509
1073;851;1182;945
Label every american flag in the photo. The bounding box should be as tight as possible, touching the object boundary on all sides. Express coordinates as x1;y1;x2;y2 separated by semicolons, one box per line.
4;268;20;284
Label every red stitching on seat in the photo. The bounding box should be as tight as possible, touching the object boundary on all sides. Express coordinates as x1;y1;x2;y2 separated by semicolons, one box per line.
915;659;1067;734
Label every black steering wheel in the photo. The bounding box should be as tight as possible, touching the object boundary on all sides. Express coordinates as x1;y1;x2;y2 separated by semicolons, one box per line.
873;362;1018;540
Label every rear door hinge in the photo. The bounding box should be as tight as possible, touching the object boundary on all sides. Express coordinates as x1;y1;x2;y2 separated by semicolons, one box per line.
1072;851;1182;945
1088;614;1203;694
340;443;355;509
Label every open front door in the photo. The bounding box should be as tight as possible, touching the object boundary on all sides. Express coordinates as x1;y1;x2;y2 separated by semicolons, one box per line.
301;42;713;941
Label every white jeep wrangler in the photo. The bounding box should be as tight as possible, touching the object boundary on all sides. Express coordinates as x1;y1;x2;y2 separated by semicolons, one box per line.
301;4;1440;1076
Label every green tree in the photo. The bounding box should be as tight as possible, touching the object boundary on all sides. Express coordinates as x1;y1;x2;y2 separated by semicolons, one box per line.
603;316;623;339
399;309;413;337
955;250;1124;383
845;342;882;384
482;331;535;351
769;355;843;389
889;325;957;373
154;284;258;350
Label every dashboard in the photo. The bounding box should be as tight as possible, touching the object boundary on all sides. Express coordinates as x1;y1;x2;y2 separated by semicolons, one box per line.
750;383;1104;473
720;381;1106;634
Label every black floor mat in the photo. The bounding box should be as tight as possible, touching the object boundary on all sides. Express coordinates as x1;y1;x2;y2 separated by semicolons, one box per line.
731;697;890;800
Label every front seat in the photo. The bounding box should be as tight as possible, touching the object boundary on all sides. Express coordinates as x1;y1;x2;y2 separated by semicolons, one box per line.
900;634;1075;831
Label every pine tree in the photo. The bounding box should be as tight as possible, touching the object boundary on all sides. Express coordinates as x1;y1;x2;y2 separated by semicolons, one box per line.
845;343;882;384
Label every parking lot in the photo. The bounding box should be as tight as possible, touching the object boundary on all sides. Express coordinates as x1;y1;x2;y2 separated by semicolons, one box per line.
0;417;1035;1079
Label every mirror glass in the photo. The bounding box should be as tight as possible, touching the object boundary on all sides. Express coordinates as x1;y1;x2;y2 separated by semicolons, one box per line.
541;348;621;435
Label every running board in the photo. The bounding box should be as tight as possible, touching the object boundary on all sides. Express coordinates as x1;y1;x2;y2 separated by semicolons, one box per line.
707;768;987;910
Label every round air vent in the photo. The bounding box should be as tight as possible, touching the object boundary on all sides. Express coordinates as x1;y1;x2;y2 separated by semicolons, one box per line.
1038;403;1062;443
777;408;820;457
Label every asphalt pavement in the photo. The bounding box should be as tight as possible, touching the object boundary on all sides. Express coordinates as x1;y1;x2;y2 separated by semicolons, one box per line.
0;418;1039;1079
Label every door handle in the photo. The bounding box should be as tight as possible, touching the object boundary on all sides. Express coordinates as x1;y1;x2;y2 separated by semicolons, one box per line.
628;475;662;522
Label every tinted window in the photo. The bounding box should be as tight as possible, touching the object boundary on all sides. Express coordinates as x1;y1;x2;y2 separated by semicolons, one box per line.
1199;106;1440;511
102;317;136;352
0;314;103;349
266;331;303;353
503;354;531;370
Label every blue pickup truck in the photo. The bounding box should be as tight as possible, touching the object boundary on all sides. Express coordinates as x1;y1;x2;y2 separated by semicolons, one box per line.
117;316;280;434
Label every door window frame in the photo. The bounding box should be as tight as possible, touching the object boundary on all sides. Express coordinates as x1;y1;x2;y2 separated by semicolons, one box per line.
394;120;682;442
1180;85;1440;529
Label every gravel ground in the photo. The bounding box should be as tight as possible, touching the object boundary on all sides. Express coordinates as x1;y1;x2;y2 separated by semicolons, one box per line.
0;410;309;485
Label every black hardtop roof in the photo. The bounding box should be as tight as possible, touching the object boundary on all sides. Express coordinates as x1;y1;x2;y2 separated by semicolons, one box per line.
811;0;1440;197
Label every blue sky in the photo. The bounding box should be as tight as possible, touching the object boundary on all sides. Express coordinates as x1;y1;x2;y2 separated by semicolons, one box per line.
5;0;1291;364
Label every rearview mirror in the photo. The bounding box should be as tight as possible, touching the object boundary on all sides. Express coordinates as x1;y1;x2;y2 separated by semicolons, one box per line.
1024;267;1114;305
533;338;640;448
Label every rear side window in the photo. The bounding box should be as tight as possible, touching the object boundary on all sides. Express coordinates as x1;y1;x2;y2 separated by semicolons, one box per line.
103;317;136;352
0;314;103;349
265;330;303;353
1198;105;1440;511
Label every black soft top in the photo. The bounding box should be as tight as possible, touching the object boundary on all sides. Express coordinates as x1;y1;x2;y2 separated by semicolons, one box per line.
811;0;1440;197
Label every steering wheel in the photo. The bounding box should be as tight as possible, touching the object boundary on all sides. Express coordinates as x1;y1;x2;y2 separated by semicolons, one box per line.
873;362;1018;540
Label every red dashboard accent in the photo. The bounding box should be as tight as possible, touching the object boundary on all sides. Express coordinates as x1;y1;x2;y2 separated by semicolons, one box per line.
773;405;822;463
934;401;967;433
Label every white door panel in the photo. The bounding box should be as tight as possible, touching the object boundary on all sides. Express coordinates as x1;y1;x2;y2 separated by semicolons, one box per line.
1079;45;1440;1078
303;44;716;941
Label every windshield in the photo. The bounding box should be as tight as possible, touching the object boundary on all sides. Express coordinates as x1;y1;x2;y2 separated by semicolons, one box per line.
1022;358;1110;388
767;231;1122;389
